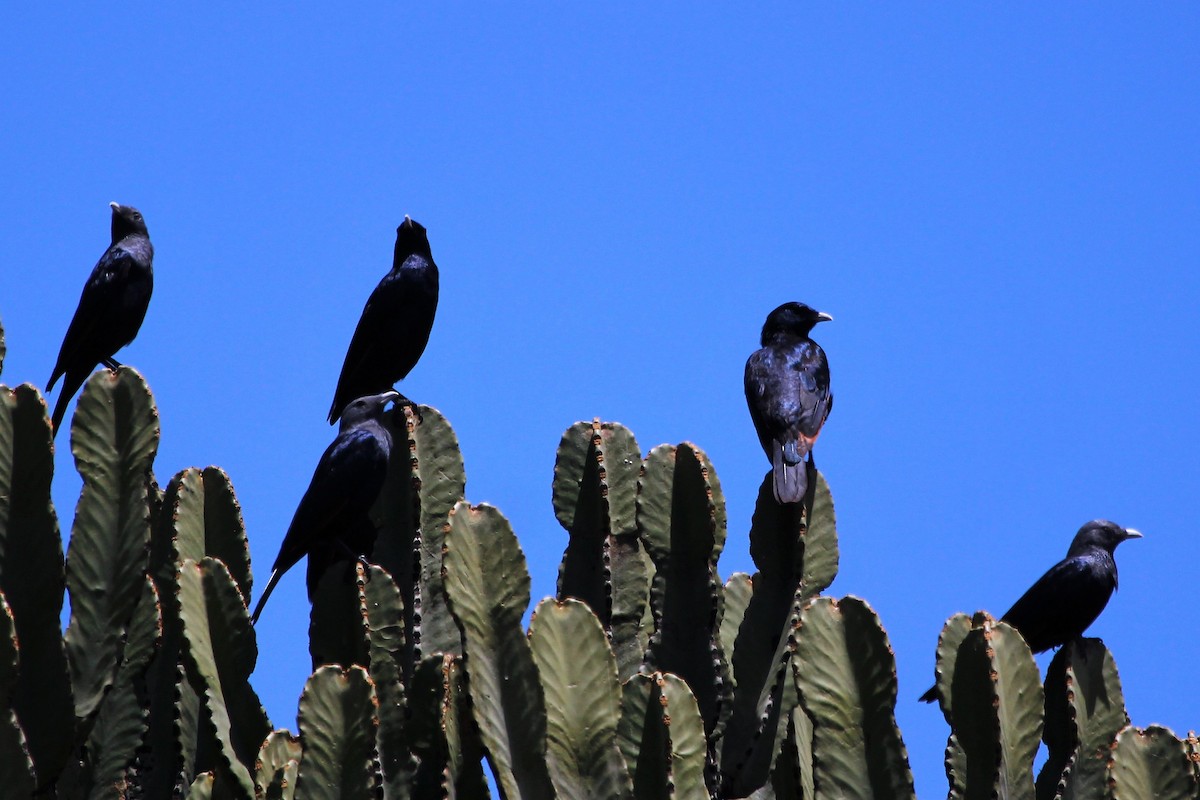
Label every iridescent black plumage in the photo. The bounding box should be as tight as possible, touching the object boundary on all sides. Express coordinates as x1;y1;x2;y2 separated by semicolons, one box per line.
744;302;833;504
919;520;1141;703
328;217;439;424
47;203;154;435
252;391;398;624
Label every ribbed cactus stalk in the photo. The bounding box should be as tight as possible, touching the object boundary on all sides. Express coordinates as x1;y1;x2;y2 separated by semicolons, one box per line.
178;556;271;798
1107;725;1196;800
638;442;731;743
0;384;74;790
372;403;466;665
0;589;36;794
792;595;915;800
553;419;649;681
935;611;1043;800
618;671;710;800
529;597;633;799
442;500;555;799
63;368;159;726
255;730;301;800
720;471;838;796
294;665;381;800
1036;638;1129;800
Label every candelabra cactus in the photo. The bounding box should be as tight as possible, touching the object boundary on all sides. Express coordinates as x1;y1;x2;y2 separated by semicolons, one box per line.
0;313;1194;799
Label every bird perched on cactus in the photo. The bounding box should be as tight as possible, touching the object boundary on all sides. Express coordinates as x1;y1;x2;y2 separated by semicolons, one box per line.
47;202;154;435
252;391;399;624
328;216;439;424
744;302;834;504
919;519;1142;703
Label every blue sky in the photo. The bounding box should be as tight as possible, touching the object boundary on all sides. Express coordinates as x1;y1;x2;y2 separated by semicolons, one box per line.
2;5;1197;796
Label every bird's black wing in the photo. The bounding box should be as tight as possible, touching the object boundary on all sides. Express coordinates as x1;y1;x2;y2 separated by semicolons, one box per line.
49;244;139;391
269;427;389;577
328;260;439;423
999;555;1116;654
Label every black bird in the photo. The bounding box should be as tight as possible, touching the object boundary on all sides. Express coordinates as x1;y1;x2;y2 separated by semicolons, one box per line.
252;391;399;624
919;519;1142;703
327;216;439;424
47;203;154;435
744;302;834;504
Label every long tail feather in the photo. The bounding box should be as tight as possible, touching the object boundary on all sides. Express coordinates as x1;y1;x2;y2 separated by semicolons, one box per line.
250;569;282;624
772;446;808;504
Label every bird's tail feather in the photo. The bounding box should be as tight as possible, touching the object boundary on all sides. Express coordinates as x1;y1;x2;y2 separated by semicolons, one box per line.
772;446;808;504
918;684;938;703
250;569;282;624
51;371;87;437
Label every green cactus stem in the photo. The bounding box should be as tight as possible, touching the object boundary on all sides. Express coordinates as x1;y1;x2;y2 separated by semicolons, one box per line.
370;403;466;674
792;596;915;800
637;442;731;744
718;573;752;686
255;730;301;800
142;467;251;797
83;576;162;799
0;385;75;790
940;611;1042;800
442;501;555;800
178;556;271;799
1107;725;1195;800
63;367;160;726
617;672;709;800
294;665;381;800
552;420;649;681
1037;638;1129;800
529;597;633;800
0;590;36;795
720;471;837;796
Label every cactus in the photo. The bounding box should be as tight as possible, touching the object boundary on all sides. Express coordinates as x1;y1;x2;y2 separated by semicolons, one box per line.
792;595;915;800
80;576;161;798
3;314;1198;800
0;384;75;789
63;368;160;726
1107;725;1195;800
0;589;36;795
255;730;301;800
178;556;271;798
937;612;1043;800
720;471;838;796
552;420;649;680
442;501;555;800
529;597;633;800
371;403;466;669
140;467;250;797
718;573;752;684
617;671;709;800
1036;638;1129;800
294;665;381;800
638;441;731;749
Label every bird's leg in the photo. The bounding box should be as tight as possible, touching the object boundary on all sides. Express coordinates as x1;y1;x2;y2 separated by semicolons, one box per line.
102;357;122;371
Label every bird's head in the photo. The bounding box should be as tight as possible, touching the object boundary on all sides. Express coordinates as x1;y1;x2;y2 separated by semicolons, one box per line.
760;302;833;345
394;215;432;263
339;390;402;431
109;202;148;240
1067;519;1142;557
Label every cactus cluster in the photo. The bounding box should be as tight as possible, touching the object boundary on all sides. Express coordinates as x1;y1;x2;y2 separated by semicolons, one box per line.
0;313;1196;799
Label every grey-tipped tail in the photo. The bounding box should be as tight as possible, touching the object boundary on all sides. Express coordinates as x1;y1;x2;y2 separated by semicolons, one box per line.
771;446;808;504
